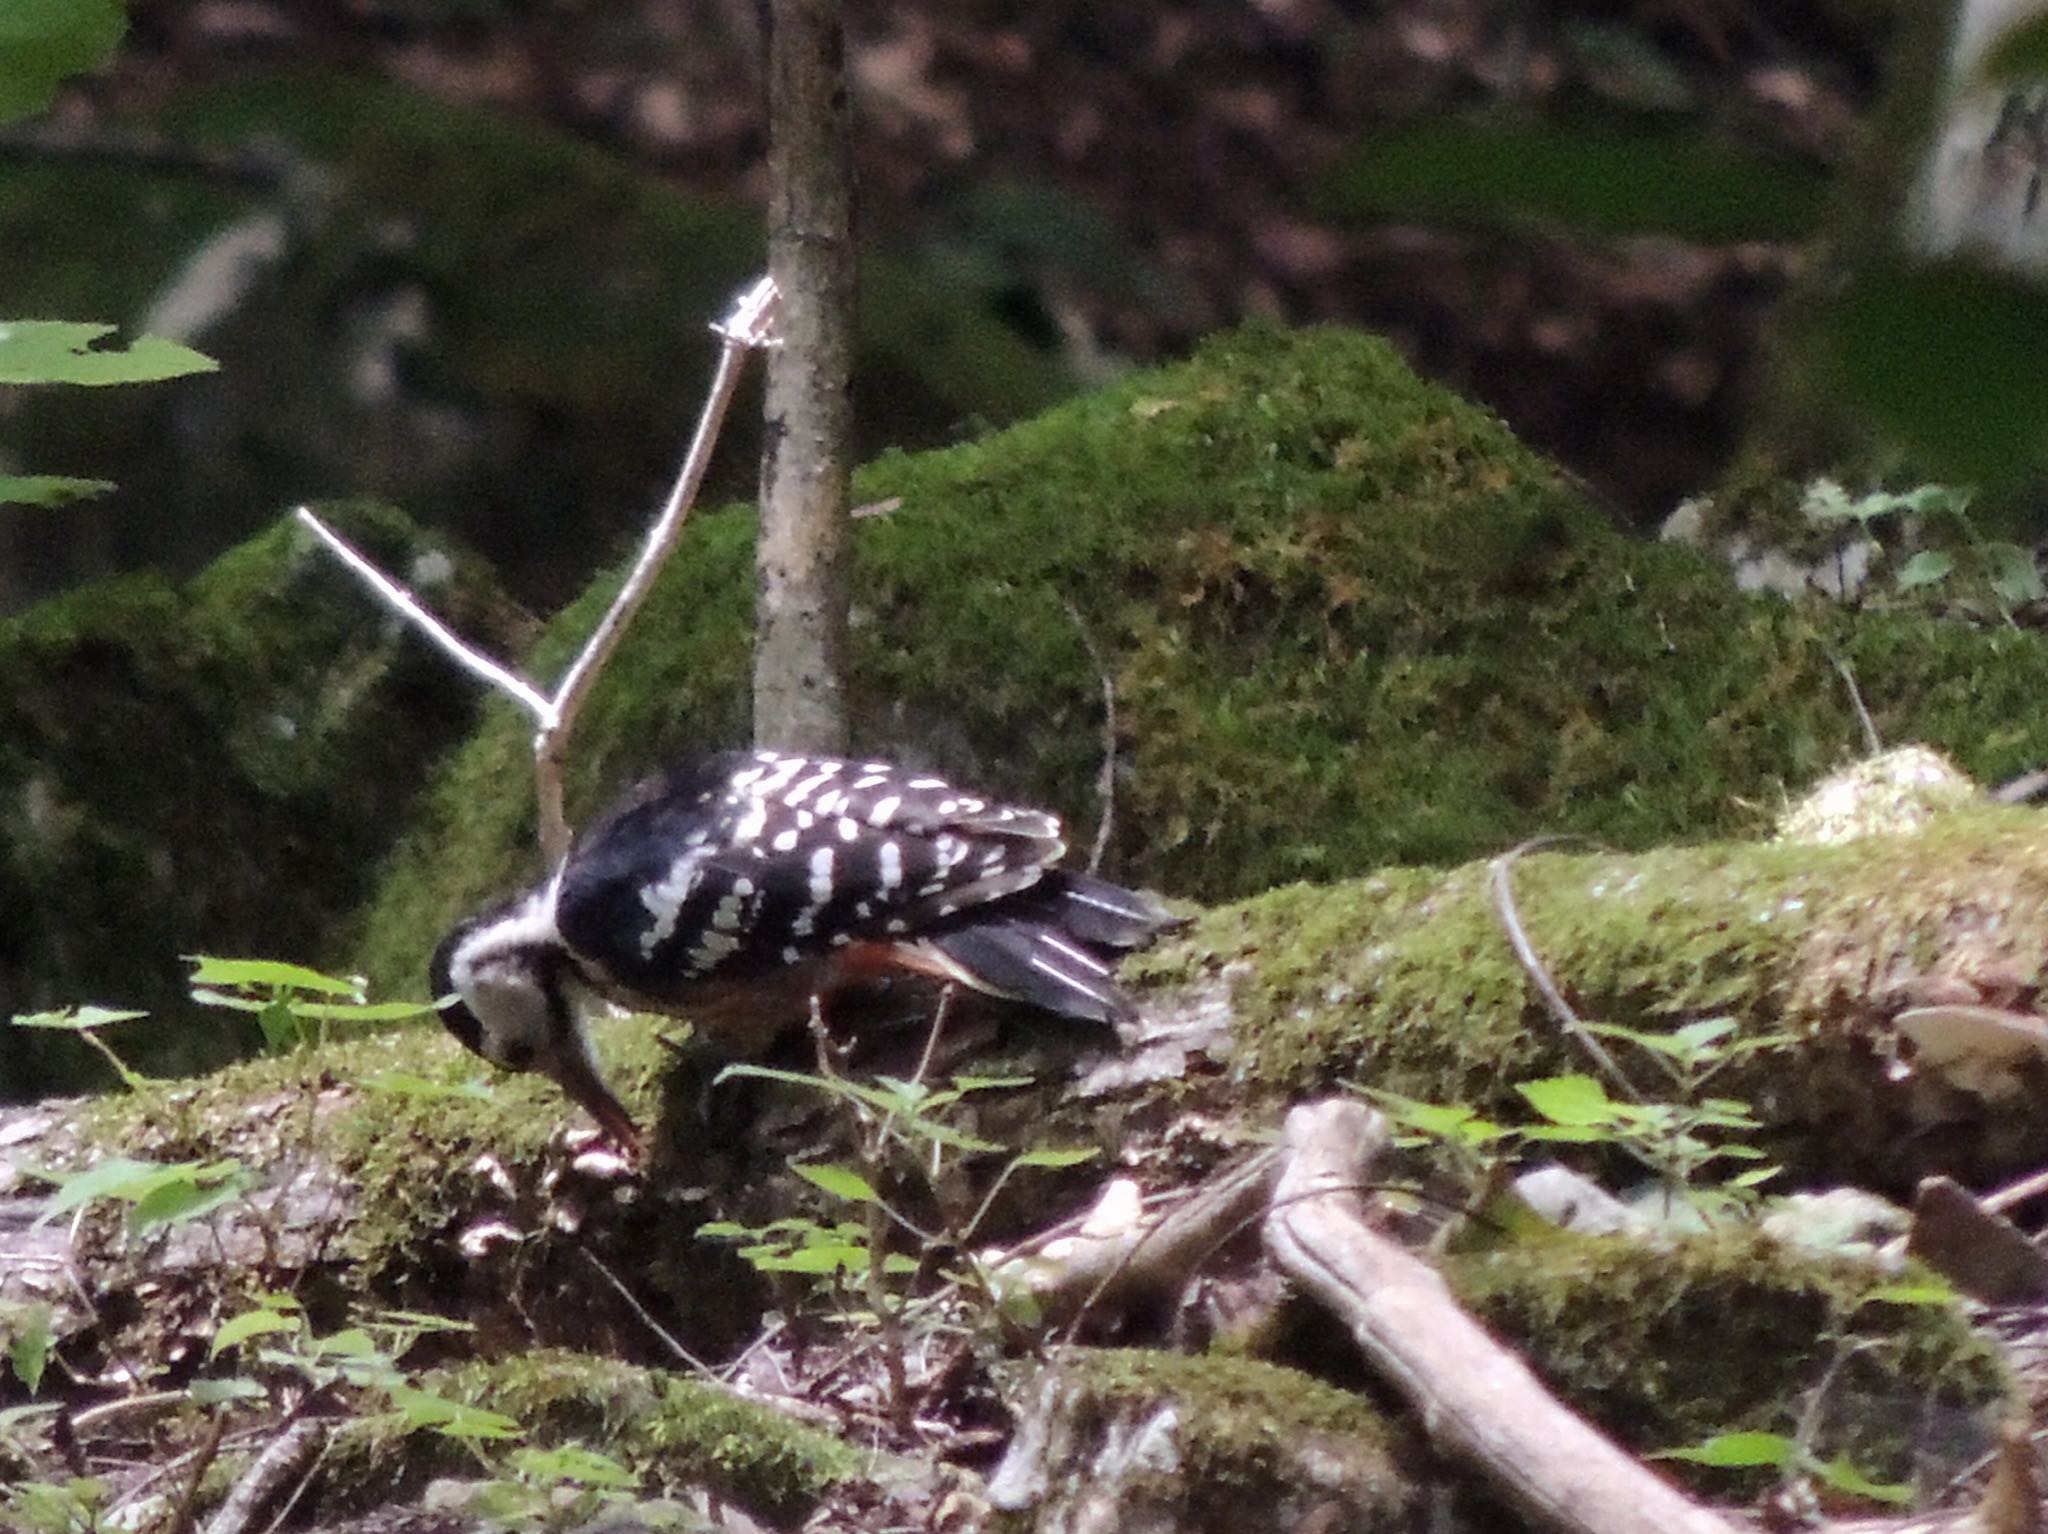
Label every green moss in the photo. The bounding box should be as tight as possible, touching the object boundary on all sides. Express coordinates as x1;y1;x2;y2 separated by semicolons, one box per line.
1447;1229;2009;1493
997;1348;1409;1529
1145;801;2047;1101
72;1011;673;1274
325;1349;859;1522
1050;1348;1396;1472
0;501;517;1098
351;322;2048;1004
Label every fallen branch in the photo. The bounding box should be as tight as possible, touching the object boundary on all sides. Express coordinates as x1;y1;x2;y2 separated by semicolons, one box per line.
1023;1151;1277;1332
1263;1098;1740;1534
202;1415;328;1534
300;274;780;861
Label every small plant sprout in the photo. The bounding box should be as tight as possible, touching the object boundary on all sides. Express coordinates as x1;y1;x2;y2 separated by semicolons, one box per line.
705;1051;1101;1416
186;955;433;1053
8;1006;152;1089
1804;477;2045;623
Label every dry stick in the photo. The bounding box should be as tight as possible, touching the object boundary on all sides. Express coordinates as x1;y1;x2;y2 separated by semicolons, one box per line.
1830;653;1883;756
579;1246;718;1377
202;1417;328;1534
300;273;781;861
1487;839;1648;1101
162;1409;228;1534
1061;602;1118;874
1981;1162;2048;1217
535;274;781;861
1044;1150;1280;1339
293;510;553;720
1263;1099;1741;1534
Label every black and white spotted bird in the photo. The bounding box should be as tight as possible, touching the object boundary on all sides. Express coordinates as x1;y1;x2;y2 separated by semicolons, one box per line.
430;750;1177;1152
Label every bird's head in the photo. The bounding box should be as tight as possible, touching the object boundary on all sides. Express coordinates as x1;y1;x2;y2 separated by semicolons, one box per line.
429;887;641;1156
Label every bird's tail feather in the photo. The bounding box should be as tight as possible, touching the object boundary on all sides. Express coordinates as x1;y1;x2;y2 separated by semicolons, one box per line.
917;872;1178;1025
1037;872;1179;949
922;921;1132;1024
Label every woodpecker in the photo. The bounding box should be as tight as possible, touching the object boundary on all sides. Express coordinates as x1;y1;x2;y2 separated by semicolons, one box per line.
430;750;1177;1153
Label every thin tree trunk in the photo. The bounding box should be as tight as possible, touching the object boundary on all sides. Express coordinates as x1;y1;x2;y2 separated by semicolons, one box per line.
754;0;854;753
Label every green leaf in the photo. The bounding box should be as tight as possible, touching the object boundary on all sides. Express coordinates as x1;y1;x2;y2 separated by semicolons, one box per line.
187;956;361;997
211;1309;299;1358
0;320;214;386
188;1377;269;1406
947;1074;1036;1094
1812;1455;1915;1506
792;1163;880;1205
0;0;126;124
28;1154;186;1222
754;1241;864;1275
1894;549;1956;592
28;1154;248;1231
509;1444;638;1489
1859;1280;1957;1308
1986;543;2046;606
384;1385;522;1441
1371;1093;1507;1143
1517;1075;1621;1127
1653;1431;1794;1468
286;998;434;1022
1011;1146;1100;1170
0;475;116;508
130;1168;249;1231
255;998;301;1052
11;1005;147;1031
5;1305;52;1394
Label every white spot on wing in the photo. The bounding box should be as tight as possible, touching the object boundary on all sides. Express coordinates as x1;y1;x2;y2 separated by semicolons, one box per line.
878;841;903;892
638;853;705;955
808;845;835;904
867;794;901;826
772;828;801;853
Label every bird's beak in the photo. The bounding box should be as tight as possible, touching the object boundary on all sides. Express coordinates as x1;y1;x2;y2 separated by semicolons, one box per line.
546;1054;643;1161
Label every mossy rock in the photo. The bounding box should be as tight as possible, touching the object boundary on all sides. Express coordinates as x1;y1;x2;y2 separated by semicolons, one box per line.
1447;1228;2009;1499
353;321;2048;1000
988;1348;1411;1533
1142;796;2048;1186
320;1349;861;1525
0;66;1071;608
0;501;519;1099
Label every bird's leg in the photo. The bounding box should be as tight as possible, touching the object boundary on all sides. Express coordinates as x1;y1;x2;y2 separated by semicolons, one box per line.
805;988;855;1081
906;983;959;1091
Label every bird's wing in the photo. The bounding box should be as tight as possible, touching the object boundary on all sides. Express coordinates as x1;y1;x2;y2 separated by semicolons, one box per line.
556;752;1069;995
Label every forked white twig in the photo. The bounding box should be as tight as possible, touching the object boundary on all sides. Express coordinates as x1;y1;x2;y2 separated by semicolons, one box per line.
294;508;553;722
301;275;781;862
535;275;781;857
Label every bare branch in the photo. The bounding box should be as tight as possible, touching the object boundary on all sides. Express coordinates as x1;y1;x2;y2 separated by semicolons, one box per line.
536;276;781;860
1062;602;1118;875
302;274;779;862
202;1416;327;1534
1265;1099;1742;1534
1488;839;1646;1101
294;507;552;723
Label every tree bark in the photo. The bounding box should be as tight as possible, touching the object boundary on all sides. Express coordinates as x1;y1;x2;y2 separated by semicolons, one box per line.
754;0;854;754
